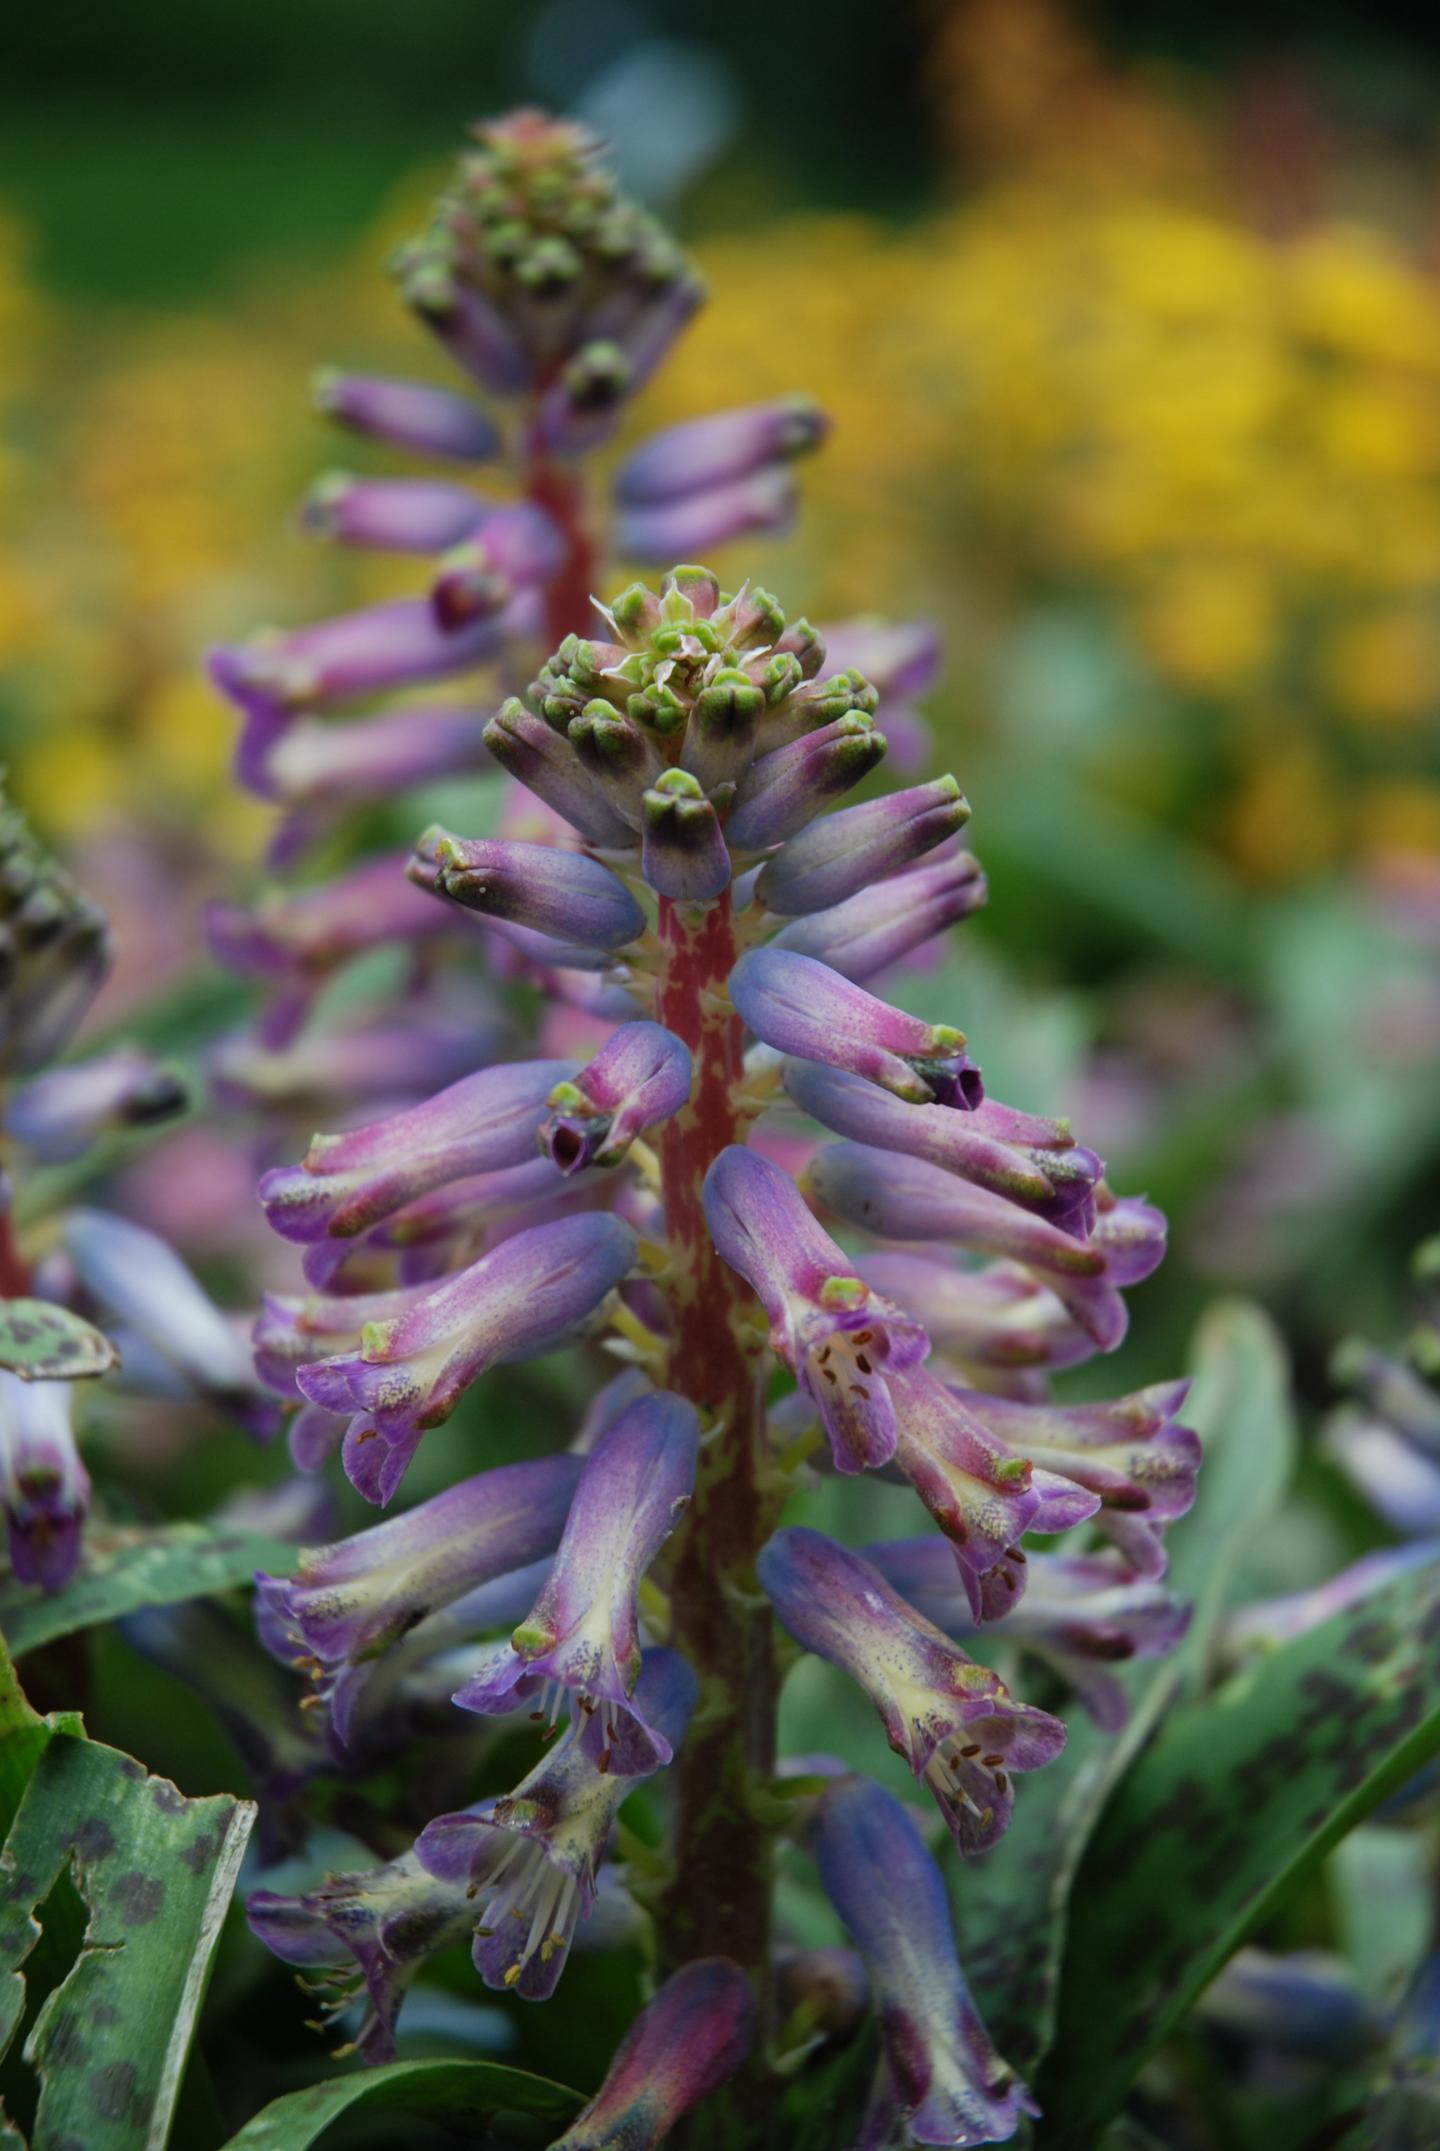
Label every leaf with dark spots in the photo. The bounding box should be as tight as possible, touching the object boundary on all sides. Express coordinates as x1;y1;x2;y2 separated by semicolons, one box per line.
0;1730;253;2150
0;1301;117;1382
1037;1555;1440;2147
0;1522;300;1658
954;1298;1297;2072
217;2059;582;2150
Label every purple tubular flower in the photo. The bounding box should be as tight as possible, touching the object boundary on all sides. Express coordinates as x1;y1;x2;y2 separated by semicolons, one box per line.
452;1391;698;1768
1227;1540;1440;1655
785;1062;1102;1230
703;1147;928;1473
206;852;456;982
1324;1410;1440;1536
430;505;569;628
254;1283;435;1397
408;829;646;950
856;1254;1095;1372
539;1022;692;1175
258;1057;576;1245
312;368;502;462
616;397;828;505
678;670;764;794
771;853;988;984
808;1142;1134;1349
255;708;492;812
400;253;533;395
483;699;638;849
301;472;492;553
209;598;508;727
1331;1338;1440;1456
883;1365;1085;1614
257;1453;581;1740
724;714;889;852
210;1002;501;1115
813;1775;1038;2145
0;1371;91;1593
416;1647;698;1999
62;1207;278;1436
294;1153;582;1295
731;948;977;1109
868;1538;1191;1732
293;1213;636;1503
755;777;971;918
548;1958;755;2150
8;1047;186;1163
641;771;732;903
763;1530;1064;1855
247;1839;479;2062
616;467;798;564
945;1380;1200;1538
818;619;942;702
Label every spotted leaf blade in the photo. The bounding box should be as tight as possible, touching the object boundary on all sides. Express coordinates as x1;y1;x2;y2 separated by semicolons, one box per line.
0;1731;253;2150
954;1298;1296;2070
1037;1558;1440;2148
0;1298;116;1380
0;1521;300;1657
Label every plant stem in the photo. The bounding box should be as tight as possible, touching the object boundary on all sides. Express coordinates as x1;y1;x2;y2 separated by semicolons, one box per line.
653;893;778;2146
525;441;597;652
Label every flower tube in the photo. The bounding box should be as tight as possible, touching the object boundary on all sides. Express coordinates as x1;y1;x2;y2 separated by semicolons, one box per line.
453;1391;698;1767
755;778;970;917
538;1022;692;1175
549;1957;755;2150
409;830;647;950
813;1774;1038;2144
731;947;978;1109
761;1529;1064;1853
770;852;988;984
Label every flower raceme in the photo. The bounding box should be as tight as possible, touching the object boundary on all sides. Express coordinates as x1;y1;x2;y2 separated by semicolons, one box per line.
211;101;1196;2148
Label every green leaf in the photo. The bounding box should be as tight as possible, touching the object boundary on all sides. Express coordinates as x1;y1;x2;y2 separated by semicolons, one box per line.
0;1299;117;1380
1037;1554;1440;2148
0;1521;300;1656
954;1299;1296;2072
0;1633;83;1841
218;2058;583;2149
0;1730;253;2149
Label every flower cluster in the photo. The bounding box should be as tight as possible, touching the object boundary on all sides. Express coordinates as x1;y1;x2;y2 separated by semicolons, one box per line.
0;790;271;1589
215;110;1197;2150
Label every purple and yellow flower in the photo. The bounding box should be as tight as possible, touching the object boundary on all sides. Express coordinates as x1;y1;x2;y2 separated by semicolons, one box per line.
417;1647;697;1998
452;1392;697;1768
538;1021;692;1175
703;1146;928;1473
761;1529;1064;1854
293;1212;636;1502
813;1774;1038;2144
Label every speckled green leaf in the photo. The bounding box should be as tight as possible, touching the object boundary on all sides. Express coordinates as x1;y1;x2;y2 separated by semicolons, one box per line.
0;1521;300;1656
0;1298;116;1380
955;1298;1296;2070
0;1634;82;1842
1037;1556;1440;2149
219;2057;582;2149
0;1730;254;2149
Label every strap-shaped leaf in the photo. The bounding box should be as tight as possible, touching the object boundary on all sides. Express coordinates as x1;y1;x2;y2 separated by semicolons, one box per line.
954;1298;1297;2069
1037;1553;1440;2147
0;1731;253;2149
0;1634;82;1839
219;2058;582;2149
0;1521;300;1656
0;1298;116;1380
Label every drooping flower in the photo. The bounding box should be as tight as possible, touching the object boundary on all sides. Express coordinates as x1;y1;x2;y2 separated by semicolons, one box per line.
8;1048;186;1164
538;1021;692;1176
761;1529;1065;1854
703;1146;929;1473
0;1371;91;1593
548;1956;755;2150
258;1058;576;1247
417;1647;698;1999
868;1537;1191;1731
754;778;970;917
731;948;980;1109
770;852;987;984
293;1212;636;1502
256;1453;582;1743
247;1841;480;2062
453;1392;698;1768
812;1774;1038;2145
407;830;648;952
